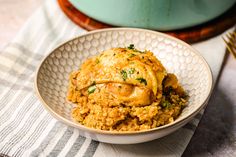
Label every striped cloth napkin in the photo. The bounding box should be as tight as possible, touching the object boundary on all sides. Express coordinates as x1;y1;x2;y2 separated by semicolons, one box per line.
0;0;232;156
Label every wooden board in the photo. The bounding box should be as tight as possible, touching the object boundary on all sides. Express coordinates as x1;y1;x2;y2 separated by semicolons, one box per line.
58;0;236;43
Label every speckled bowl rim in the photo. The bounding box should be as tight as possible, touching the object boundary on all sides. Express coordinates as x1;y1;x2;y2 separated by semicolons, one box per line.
35;27;213;135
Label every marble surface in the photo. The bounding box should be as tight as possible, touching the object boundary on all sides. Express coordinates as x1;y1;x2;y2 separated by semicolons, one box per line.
0;0;235;156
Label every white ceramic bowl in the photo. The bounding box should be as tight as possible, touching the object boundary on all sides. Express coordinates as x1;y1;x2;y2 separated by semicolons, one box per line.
35;28;213;144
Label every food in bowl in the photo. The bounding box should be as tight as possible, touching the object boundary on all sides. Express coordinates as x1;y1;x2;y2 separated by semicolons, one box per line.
67;45;188;131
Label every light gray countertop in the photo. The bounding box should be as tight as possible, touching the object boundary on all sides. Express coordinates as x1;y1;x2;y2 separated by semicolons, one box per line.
0;1;235;156
183;53;236;157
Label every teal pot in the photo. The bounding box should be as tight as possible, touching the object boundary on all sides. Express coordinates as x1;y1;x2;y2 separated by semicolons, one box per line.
69;0;235;31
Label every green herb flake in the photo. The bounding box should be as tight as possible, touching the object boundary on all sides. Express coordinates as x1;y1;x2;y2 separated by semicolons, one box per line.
95;58;100;64
127;44;146;53
128;53;136;57
88;85;96;94
136;77;147;85
127;44;135;49
120;70;128;81
161;100;172;108
128;68;135;74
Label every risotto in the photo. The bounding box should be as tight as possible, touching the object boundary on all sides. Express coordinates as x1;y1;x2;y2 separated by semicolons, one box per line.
67;45;188;131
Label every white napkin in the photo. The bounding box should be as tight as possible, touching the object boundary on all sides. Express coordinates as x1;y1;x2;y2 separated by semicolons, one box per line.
0;0;232;156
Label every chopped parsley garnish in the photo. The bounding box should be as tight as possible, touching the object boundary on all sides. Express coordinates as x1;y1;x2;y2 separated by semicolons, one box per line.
161;100;172;108
88;85;96;94
95;58;100;64
120;70;128;81
128;68;135;74
127;44;145;53
128;53;136;57
127;44;135;49
136;77;147;85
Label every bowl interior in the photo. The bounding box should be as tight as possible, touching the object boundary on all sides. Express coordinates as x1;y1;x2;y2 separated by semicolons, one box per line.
36;28;212;133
